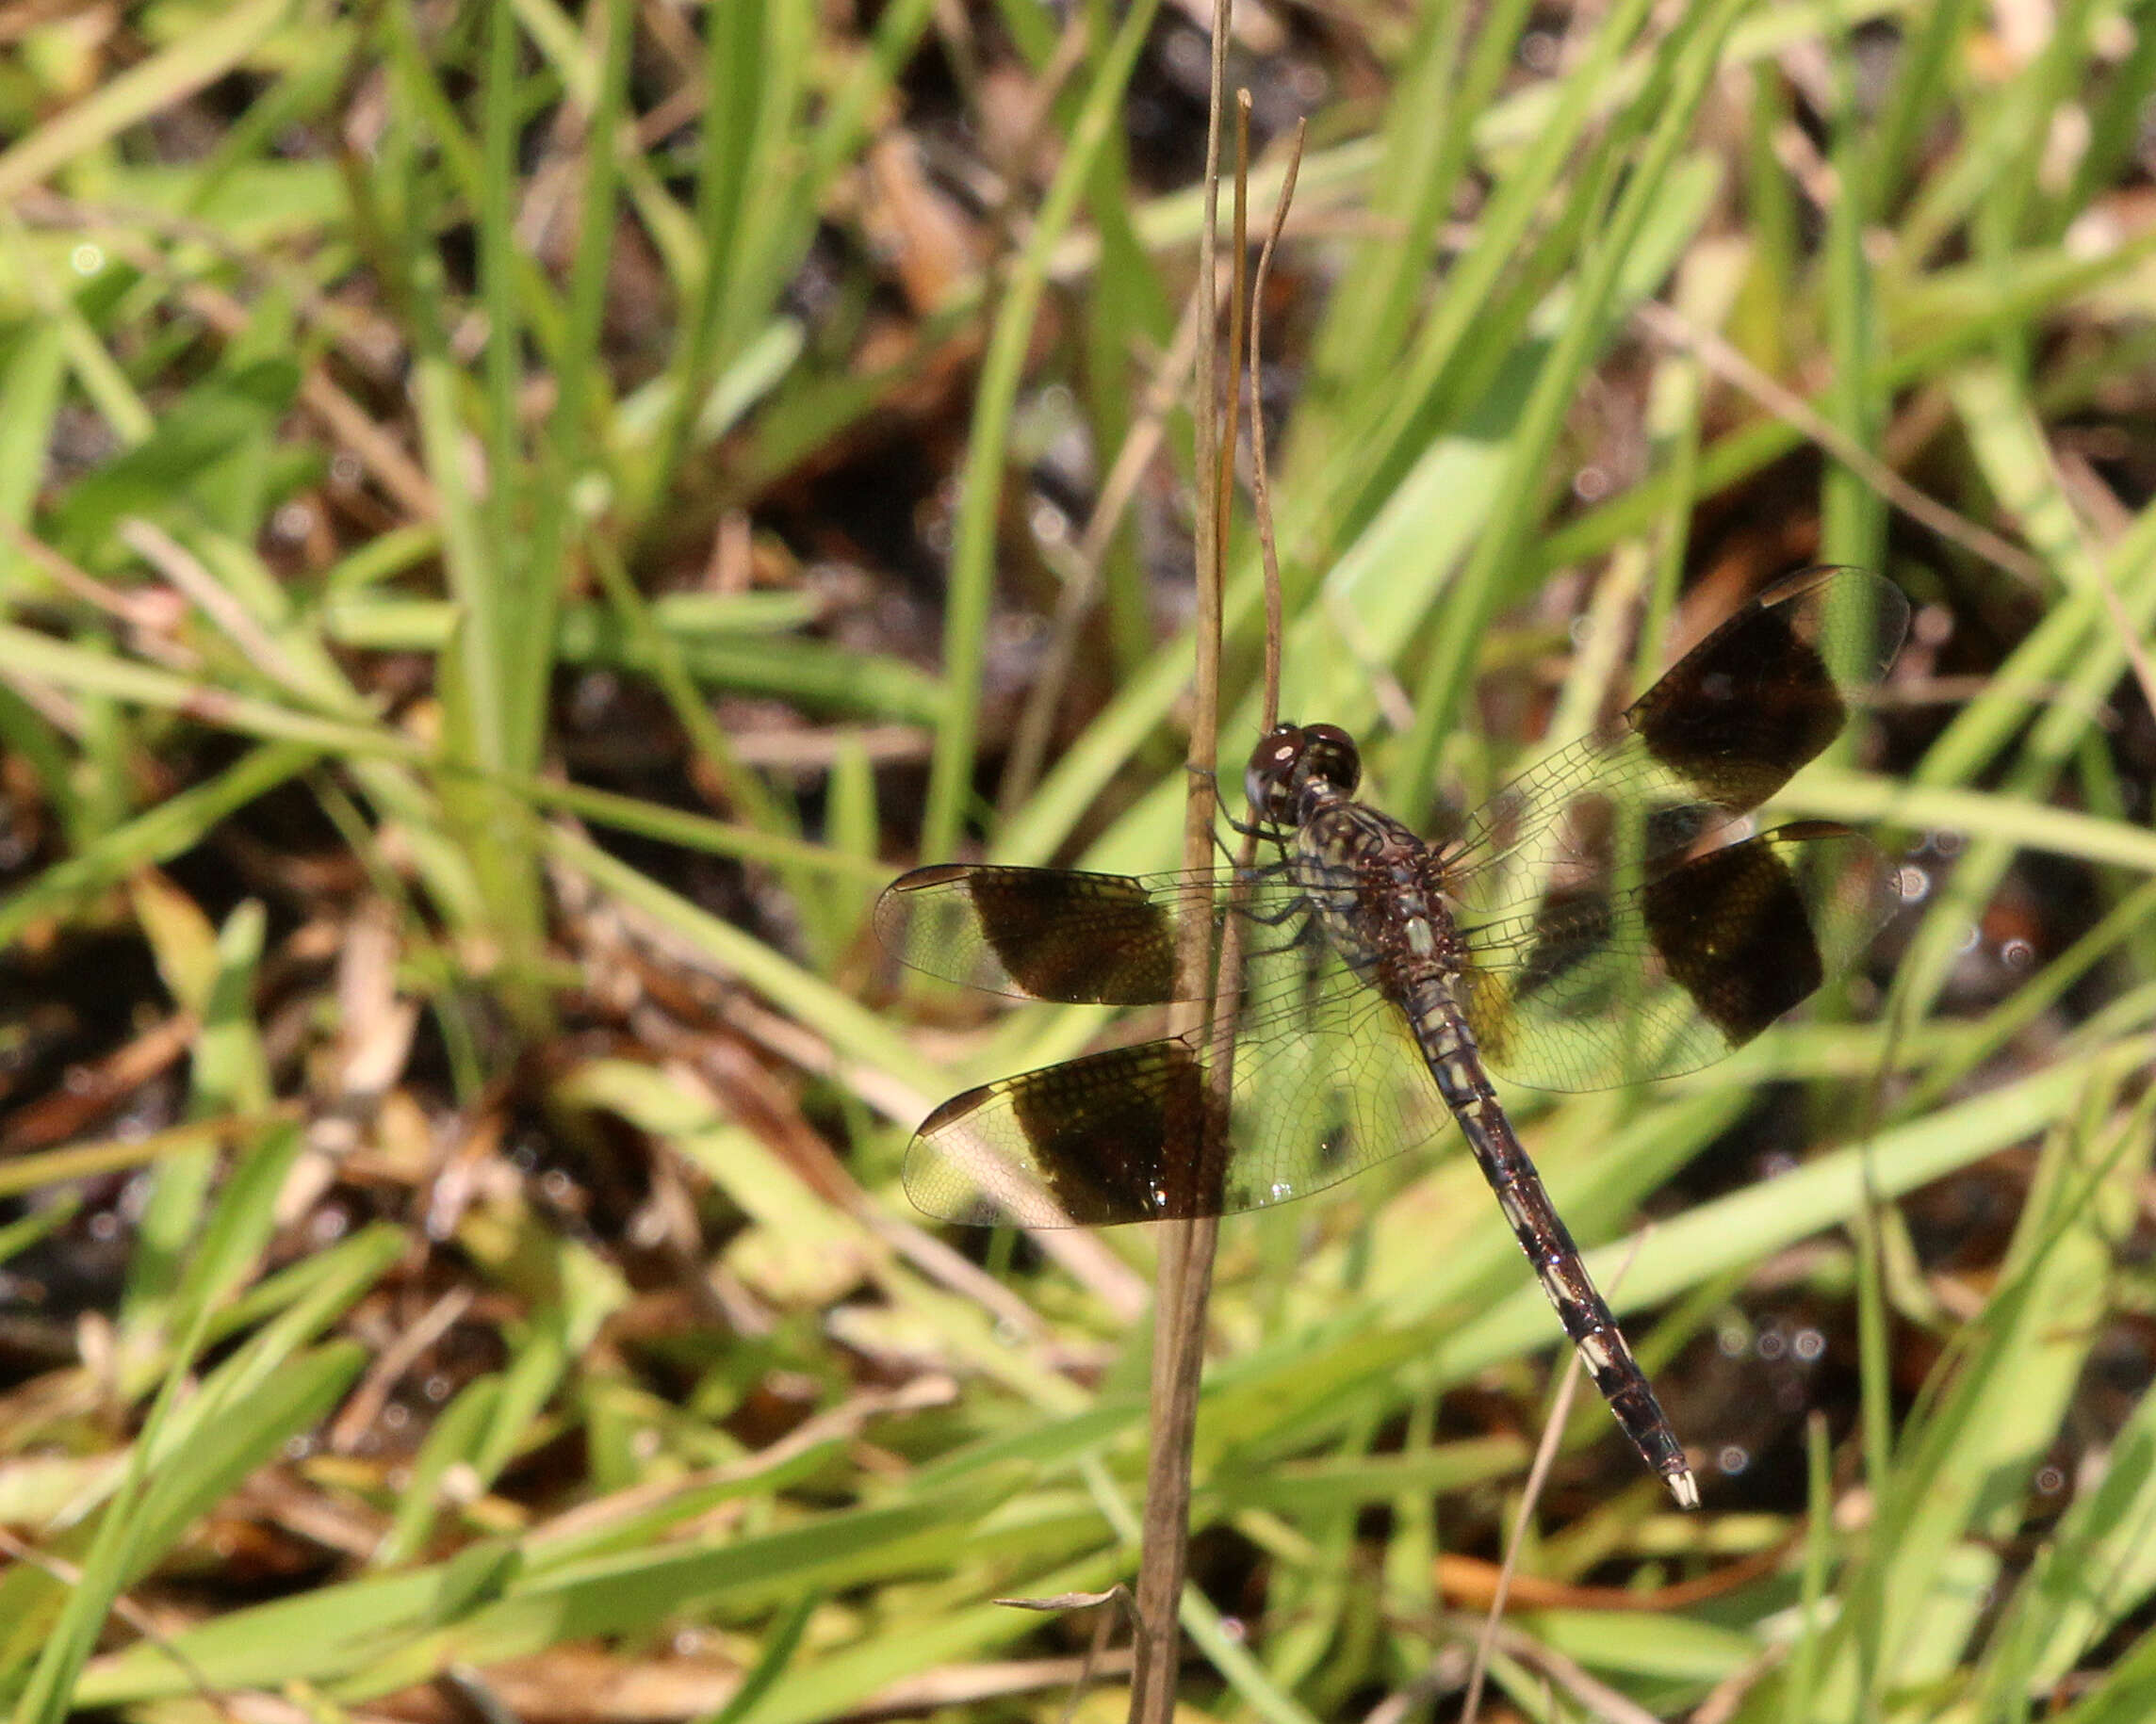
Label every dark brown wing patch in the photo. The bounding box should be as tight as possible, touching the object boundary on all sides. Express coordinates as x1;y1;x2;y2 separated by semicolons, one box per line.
876;864;1183;1003
1626;569;1851;809
1640;822;1832;1044
1457;823;1895;1091
1445;567;1909;920
906;1042;1222;1225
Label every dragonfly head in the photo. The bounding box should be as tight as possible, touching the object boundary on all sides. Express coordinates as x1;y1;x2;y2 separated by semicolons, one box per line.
1244;723;1362;825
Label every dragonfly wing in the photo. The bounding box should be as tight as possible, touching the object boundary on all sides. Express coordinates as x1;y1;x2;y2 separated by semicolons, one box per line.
901;939;1446;1227
1458;822;1900;1092
1446;567;1909;921
876;863;1303;1004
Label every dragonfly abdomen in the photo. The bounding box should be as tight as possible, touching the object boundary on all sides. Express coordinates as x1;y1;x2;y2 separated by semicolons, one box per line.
1401;976;1701;1507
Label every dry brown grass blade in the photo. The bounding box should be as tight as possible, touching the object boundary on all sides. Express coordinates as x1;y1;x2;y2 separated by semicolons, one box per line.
994;1586;1133;1724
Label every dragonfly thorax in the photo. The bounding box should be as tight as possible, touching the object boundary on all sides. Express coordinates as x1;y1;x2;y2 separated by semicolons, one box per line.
1245;722;1362;827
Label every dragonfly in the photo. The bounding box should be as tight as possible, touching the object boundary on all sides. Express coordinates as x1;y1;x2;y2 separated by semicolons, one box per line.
877;567;1910;1506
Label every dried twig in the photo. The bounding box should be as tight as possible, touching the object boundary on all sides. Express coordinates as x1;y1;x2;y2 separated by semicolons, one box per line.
1125;4;1238;1712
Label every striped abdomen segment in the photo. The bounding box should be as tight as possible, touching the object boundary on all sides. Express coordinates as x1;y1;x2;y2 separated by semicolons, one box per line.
1405;979;1700;1508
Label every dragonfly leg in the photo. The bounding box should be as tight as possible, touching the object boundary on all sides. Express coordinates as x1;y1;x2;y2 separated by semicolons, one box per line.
1237;887;1314;932
1234;919;1329;968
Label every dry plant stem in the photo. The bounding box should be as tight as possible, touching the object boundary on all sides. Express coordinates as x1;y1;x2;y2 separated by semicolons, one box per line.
1446;1614;1665;1724
1124;8;1235;1716
2094;560;2156;724
1129;117;1305;1709
1631;298;2048;587
1247;115;1306;736
1460;1346;1589;1724
0;1528;248;1724
1367;1617;1664;1724
1217;97;1251;614
964;8;1093;262
999;263;1226;811
328;1286;474;1453
121;518;315;694
15;196;438;515
0;670;84;740
0;520;196;660
992;1586;1134;1724
1462;1232;1647;1724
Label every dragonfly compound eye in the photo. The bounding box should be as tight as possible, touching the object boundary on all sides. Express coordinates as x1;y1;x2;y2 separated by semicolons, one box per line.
1244;724;1306;824
1298;724;1361;795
